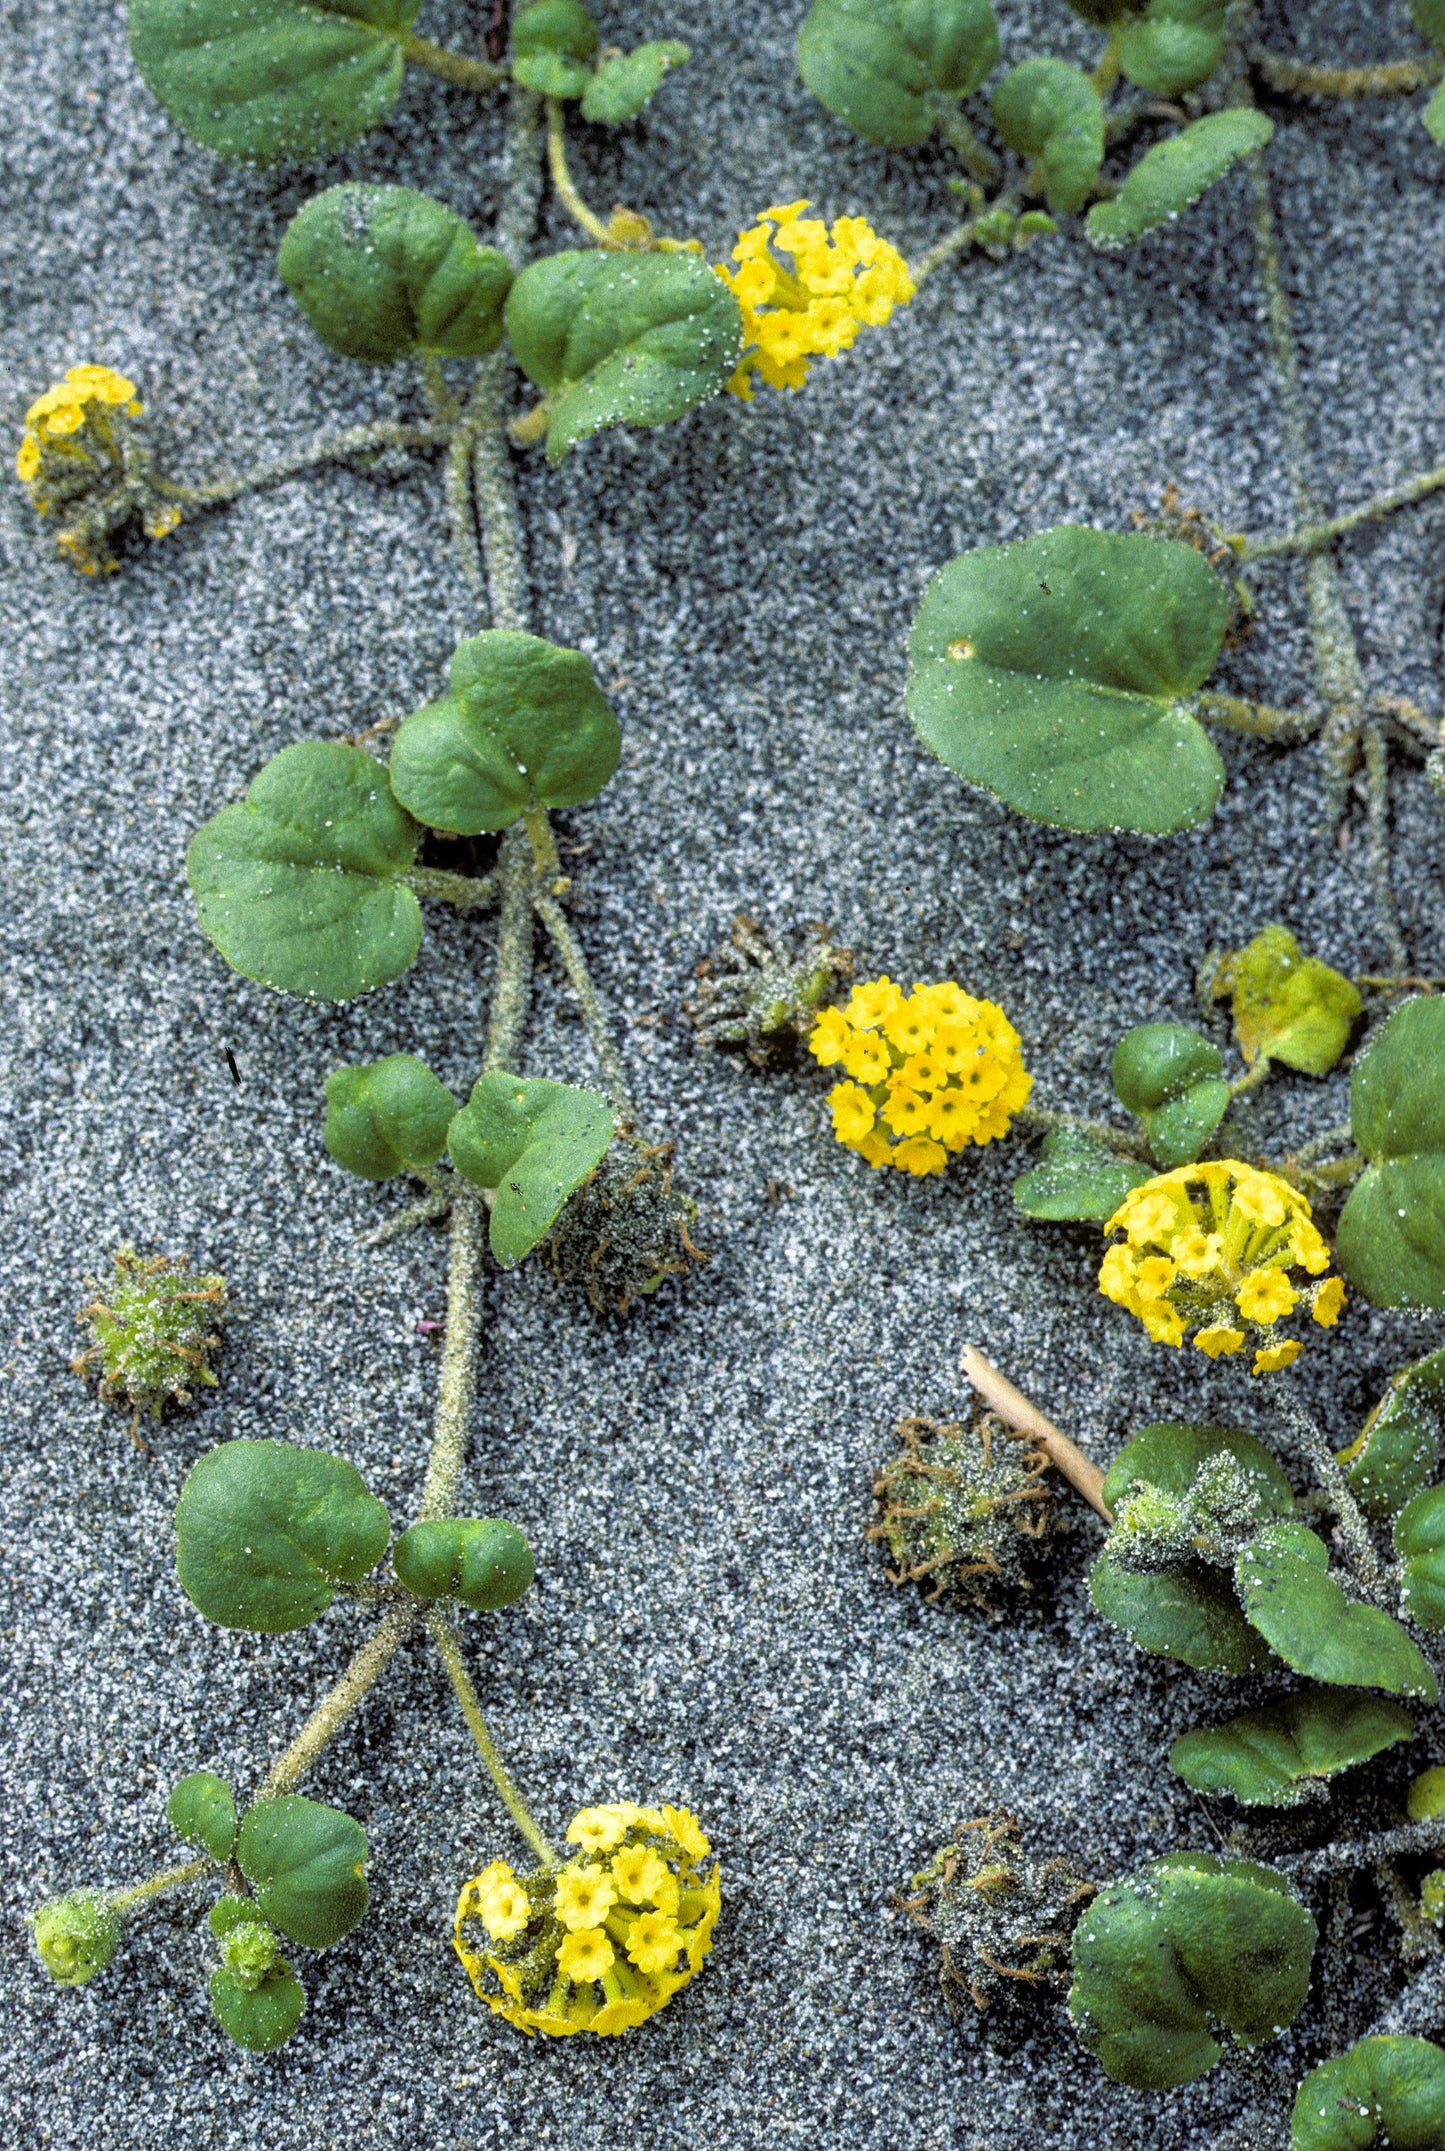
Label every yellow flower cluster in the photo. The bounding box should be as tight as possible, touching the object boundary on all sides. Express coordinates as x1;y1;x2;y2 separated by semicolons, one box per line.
454;1803;719;2037
16;364;180;573
714;201;914;399
1098;1161;1345;1375
809;977;1032;1176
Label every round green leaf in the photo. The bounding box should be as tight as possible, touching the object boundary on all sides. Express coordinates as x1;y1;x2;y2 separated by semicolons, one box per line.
128;0;419;166
1292;2035;1445;2151
1012;1127;1151;1220
580;40;689;123
797;0;999;149
388;631;621;835
1087;108;1274;251
237;1795;369;1949
1395;1486;1445;1629
1069;1853;1316;2089
210;1963;306;2050
278;185;513;366
1112;1023;1229;1166
1208;925;1361;1075
504;250;742;464
1169;1689;1415;1808
1091;1551;1279;1673
167;1771;237;1861
1340;1348;1445;1524
323;1054;457;1181
392;1518;535;1609
210;1893;262;1938
1119;0;1225;97
1339;998;1445;1307
448;1074;614;1267
906;526;1228;834
187;742;421;1003
511;0;597;96
1237;1523;1439;1700
1104;1421;1296;1515
991;58;1105;217
175;1439;391;1634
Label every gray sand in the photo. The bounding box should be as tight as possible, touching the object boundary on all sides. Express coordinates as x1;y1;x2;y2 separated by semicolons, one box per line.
4;1;1445;2145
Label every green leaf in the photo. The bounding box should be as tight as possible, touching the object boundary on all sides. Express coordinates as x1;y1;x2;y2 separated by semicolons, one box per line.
388;631;621;835
210;1894;262;1937
580;40;689;123
1207;925;1361;1075
1090;1552;1279;1673
797;0;999;149
237;1795;368;1948
1012;1126;1151;1220
1410;2;1445;52
128;0;419;166
906;526;1228;834
1340;1348;1445;1524
187;742;421;1004
175;1439;391;1634
991;59;1105;217
278;185;512;366
323;1054;456;1181
1426;82;1445;147
1103;1421;1296;1517
1119;0;1225;97
1237;1523;1439;1700
392;1518;535;1609
1069;1854;1316;2089
1111;1023;1229;1167
167;1772;237;1861
504;251;742;464
1169;1689;1415;1808
1395;1487;1445;1630
511;0;598;96
1087;108;1274;250
1291;2035;1445;2151
448;1074;614;1266
1338;998;1445;1307
209;1964;306;2051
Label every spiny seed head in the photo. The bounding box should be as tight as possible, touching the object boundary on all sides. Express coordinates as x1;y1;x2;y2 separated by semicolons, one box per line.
902;1813;1094;2014
219;1919;282;1993
30;1891;121;1987
869;1415;1061;1605
545;1139;706;1314
688;915;851;1060
73;1246;228;1422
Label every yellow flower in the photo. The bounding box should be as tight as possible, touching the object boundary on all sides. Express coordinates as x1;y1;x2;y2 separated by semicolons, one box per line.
846;977;904;1029
892;1135;949;1176
16;363;160;575
658;1806;711;1863
926;1091;980;1149
1098;1244;1139;1306
809;1006;852;1066
1195;1323;1246;1359
1133;1256;1177;1302
625;1911;684;1975
479;1878;530;1941
882;1086;931;1137
882;1001;934;1054
1173;1229;1224;1278
1311;1276;1346;1327
1255;1339;1303;1374
829;1080;876;1146
611;1845;676;1907
1236;1268;1298;1325
557;1928;615;1982
1120;1188;1184;1248
842;1030;891;1084
16;434;40;482
566;1806;632;1856
817;978;1029;1175
554;1865;617;1931
901;1050;944;1092
1233;1172;1289;1228
716;204;915;398
856;1129;894;1169
1139;1301;1185;1346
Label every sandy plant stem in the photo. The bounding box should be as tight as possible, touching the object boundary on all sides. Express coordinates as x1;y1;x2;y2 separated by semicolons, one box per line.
1292;1122;1355;1166
359;1186;454;1248
424;1607;557;1861
444;418;486;598
485;828;536;1076
405;865;496;908
910;216;985;287
929;98;999;186
1251;49;1443;99
545;96;611;243
1189;690;1321;742
1275;1390;1391;1605
532;887;637;1122
1364;719;1408;972
158;421;454;510
110;1857;211;1912
399;30;508;92
959;1347;1112;1519
255;1601;420;1802
1240;461;1445;561
1280;1813;1445;1880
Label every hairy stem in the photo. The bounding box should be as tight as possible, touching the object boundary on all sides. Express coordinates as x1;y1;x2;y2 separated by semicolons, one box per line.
1275;1391;1390;1607
523;800;561;878
1229;1057;1273;1100
1189;690;1321;743
359;1185;454;1248
110;1857;210;1912
1250;48;1444;99
929;97;1000;186
425;1608;557;1862
486;828;536;1075
413;1188;489;1524
157;421;452;510
472;374;532;634
256;1601;419;1802
533;887;637;1123
1279;1813;1445;1880
546;96;610;243
405;865;496;910
444;419;485;598
1014;1100;1152;1159
1237;460;1445;561
398;30;508;92
1292;1122;1354;1167
1365;720;1409;973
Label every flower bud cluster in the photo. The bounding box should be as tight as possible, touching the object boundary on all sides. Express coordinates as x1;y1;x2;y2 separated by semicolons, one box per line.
17;365;181;573
1107;1454;1263;1576
30;1891;121;1987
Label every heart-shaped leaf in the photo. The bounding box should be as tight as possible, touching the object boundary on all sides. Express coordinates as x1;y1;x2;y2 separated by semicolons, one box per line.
278;185;513;365
991;59;1105;216
128;0;419;165
1339;1348;1445;1524
1069;1854;1315;2089
1237;1523;1439;1700
1112;1023;1230;1167
504;249;742;463
906;526;1229;834
1338;998;1445;1307
1395;1487;1445;1630
1292;2035;1445;2151
448;1074;614;1266
580;40;689;123
388;631;621;834
1013;1126;1151;1220
175;1440;391;1633
210;1963;306;2050
1169;1689;1415;1808
167;1771;238;1861
1207;925;1361;1075
1087;108;1274;250
1090;1553;1279;1674
392;1518;535;1609
323;1054;457;1180
237;1795;369;1949
187;742;421;1003
511;0;597;97
1119;0;1225;97
797;0;999;148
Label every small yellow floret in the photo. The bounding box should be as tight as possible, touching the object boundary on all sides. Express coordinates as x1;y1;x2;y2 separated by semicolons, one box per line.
566;1807;632;1856
809;1005;852;1066
1311;1276;1346;1327
1236;1268;1298;1325
1195;1323;1246;1359
556;1927;615;1982
846;977;904;1029
829;1080;876;1146
1255;1339;1303;1374
554;1866;617;1931
626;1911;685;1975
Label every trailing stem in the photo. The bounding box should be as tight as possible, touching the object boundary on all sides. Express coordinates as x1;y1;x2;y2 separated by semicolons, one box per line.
533;887;637;1124
1238;461;1445;561
1014;1100;1151;1159
546;96;610;244
1274;1391;1391;1608
425;1607;557;1862
157;421;452;511
1250;49;1444;100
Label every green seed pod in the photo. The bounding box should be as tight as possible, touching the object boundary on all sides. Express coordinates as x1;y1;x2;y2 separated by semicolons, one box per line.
1422;1871;1445;1925
218;1916;282;1993
73;1246;227;1425
544;1135;706;1313
903;1812;1094;2011
687;915;852;1059
869;1414;1059;1603
30;1891;122;1987
393;1517;535;1610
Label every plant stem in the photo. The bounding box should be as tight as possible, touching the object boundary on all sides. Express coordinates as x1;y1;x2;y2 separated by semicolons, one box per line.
1365;719;1409;973
928;96;1000;186
398;30;508;92
472;368;532;633
444;418;485;598
910;216;983;287
1278;1813;1445;1880
1292;1122;1354;1167
1188;690;1321;743
405;866;496;909
545;96;610;244
1297;1152;1365;1193
533;887;636;1123
1229;1057;1272;1100
959;1347;1113;1520
486;828;536;1074
359;1185;454;1248
156;421;453;510
421;353;461;422
424;1607;557;1862
522;800;561;877
1274;1390;1391;1607
413;1188;489;1523
1237;460;1445;561
1091;27;1124;96
110;1857;210;1912
256;1601;420;1802
1250;49;1443;99
1014;1100;1152;1158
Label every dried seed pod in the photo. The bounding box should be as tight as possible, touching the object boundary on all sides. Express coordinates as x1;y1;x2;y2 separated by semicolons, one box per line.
687;915;851;1060
73;1246;228;1431
545;1137;706;1312
869;1414;1060;1604
901;1812;1094;2013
